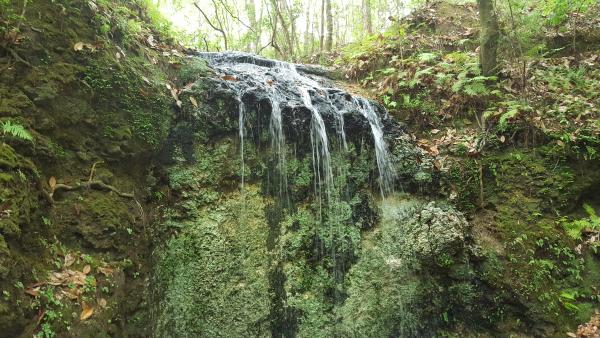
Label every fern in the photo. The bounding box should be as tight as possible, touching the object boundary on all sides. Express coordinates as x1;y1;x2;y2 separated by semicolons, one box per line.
562;204;600;240
1;120;33;142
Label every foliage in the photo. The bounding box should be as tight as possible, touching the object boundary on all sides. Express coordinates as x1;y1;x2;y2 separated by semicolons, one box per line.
1;120;32;142
562;204;600;240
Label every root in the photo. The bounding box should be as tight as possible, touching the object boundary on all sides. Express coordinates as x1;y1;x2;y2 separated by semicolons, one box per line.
46;180;134;204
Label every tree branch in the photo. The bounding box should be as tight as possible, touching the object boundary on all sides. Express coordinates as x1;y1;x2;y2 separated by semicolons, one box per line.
194;1;228;50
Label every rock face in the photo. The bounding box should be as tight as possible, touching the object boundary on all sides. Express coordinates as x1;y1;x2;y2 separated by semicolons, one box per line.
151;53;476;337
340;198;477;337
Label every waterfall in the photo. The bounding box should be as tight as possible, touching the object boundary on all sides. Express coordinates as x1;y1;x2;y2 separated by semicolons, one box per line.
269;94;288;202
238;96;246;191
355;98;397;197
198;52;396;197
300;87;334;204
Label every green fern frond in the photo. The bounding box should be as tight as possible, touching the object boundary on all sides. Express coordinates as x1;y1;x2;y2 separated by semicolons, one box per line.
1;120;33;142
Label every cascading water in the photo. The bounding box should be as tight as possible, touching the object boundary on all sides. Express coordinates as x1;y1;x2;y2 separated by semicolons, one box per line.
238;96;246;190
299;87;334;204
198;51;397;198
355;97;397;197
268;94;288;202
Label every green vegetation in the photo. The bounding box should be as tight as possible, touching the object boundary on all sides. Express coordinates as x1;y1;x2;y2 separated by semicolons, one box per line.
1;120;32;142
1;0;600;337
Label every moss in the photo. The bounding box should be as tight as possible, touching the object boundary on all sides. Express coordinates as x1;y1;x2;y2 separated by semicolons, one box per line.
154;185;272;337
340;197;478;336
178;58;211;85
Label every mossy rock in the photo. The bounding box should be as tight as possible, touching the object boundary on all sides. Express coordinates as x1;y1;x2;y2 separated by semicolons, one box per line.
153;185;272;337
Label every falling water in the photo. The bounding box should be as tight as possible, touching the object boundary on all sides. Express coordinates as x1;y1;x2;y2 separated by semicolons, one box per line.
355;98;397;197
300;87;334;203
269;94;288;202
198;52;396;197
238;96;246;191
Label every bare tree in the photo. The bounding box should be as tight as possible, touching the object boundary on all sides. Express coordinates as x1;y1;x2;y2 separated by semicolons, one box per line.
194;1;229;50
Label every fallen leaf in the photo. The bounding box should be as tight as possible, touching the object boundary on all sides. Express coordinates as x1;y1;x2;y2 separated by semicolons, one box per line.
266;79;274;86
80;302;94;321
221;75;237;82
431;129;440;134
98;298;107;309
82;265;91;275
49;176;56;190
189;96;198;108
64;253;75;267
429;145;439;156
25;287;40;297
74;42;85;51
49;269;87;286
170;88;179;101
61;288;80;300
97;266;114;276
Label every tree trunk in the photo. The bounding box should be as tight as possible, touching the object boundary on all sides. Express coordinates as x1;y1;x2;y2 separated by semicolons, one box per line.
319;0;325;53
245;0;258;52
304;0;311;55
270;0;294;58
363;0;373;35
325;0;333;51
478;0;499;76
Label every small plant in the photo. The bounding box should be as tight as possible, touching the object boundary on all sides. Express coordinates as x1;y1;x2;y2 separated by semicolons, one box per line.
562;204;600;240
1;120;33;142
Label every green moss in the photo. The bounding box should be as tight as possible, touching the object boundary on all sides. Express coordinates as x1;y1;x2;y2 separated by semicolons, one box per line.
154;185;272;337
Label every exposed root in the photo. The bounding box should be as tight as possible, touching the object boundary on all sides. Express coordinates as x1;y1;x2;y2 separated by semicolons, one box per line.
46;180;134;204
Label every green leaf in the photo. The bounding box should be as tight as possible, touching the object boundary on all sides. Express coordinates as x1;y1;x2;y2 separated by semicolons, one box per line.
2;121;33;142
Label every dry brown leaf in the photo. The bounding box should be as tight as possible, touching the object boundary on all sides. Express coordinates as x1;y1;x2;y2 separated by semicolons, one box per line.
64;253;75;267
221;75;237;81
97;266;114;276
61;288;80;300
170;88;179;101
49;270;87;286
49;176;57;190
74;42;85;51
189;96;198;108
80;302;94;321
82;265;91;275
429;145;439;156
25;287;39;297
